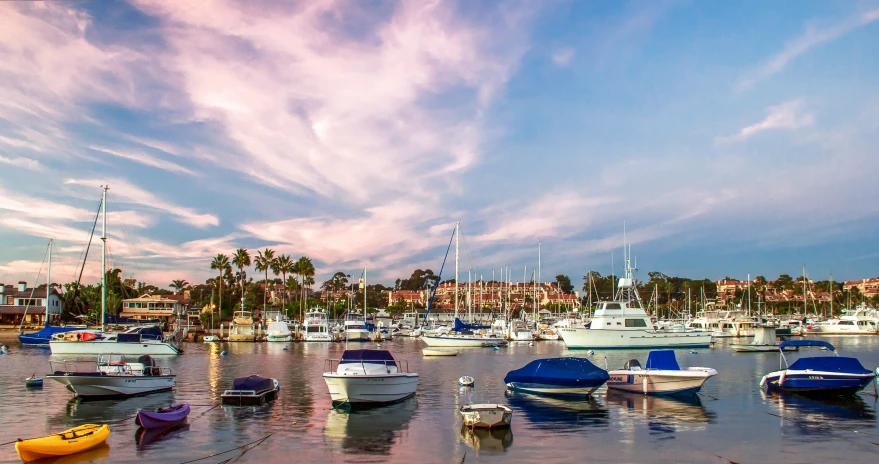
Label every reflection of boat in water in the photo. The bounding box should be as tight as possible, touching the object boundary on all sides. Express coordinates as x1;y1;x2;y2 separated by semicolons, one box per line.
136;423;190;450
47;443;110;464
604;390;716;427
506;392;609;432
460;426;513;455
53;394;175;427
763;390;877;435
323;398;417;455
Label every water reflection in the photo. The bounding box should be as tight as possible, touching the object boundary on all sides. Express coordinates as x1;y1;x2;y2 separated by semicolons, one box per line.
460;426;513;455
506;392;610;432
136;423;190;450
323;398;417;455
49;394;176;427
45;443;111;464
763;391;877;436
605;390;716;438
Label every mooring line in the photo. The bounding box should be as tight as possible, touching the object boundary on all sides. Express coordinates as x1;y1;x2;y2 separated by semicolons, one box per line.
177;433;273;464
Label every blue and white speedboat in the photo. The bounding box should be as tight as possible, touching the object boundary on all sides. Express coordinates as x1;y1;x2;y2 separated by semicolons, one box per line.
760;340;876;397
607;350;717;396
504;357;609;396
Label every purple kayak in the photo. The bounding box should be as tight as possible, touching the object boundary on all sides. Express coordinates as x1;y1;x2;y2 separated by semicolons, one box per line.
135;403;191;429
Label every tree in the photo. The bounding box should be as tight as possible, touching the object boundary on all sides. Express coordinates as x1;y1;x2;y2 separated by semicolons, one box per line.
775;274;794;290
211;254;231;318
254;248;276;314
293;256;315;321
273;254;294;317
554;274;573;294
232;248;252;304
169;279;190;295
398;269;438;291
387;295;407;316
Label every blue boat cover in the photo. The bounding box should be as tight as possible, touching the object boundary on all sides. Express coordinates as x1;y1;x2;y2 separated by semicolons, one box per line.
779;340;835;351
340;349;396;364
645;350;681;370
232;375;275;392
18;325;81;345
453;318;490;332
788;356;872;374
504;357;609;387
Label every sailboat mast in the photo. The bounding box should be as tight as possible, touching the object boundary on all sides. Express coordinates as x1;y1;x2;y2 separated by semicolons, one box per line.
829;273;833;317
363;266;367;316
537;240;541;316
802;265;807;315
468;269;472;323
454;222;459;320
747;273;751;317
46;239;52;325
101;186;107;332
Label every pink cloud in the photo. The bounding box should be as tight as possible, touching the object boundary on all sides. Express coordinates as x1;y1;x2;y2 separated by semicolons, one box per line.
715;99;814;143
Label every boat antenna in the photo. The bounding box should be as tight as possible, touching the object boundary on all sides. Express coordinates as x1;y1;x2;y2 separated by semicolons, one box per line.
421;225;456;328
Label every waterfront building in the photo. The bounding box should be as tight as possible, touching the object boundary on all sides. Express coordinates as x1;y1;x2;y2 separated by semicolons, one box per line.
0;281;63;325
120;293;189;324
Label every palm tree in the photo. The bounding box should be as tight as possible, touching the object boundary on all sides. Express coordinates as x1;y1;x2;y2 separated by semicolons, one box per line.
254;248;276;315
232;248;251;312
273;254;294;317
294;256;315;321
170;279;190;295
211;254;231;318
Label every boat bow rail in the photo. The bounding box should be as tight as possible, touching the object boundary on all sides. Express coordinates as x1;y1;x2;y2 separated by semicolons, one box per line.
324;358;410;375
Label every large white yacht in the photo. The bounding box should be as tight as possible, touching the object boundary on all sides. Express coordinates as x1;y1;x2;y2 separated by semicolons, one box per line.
814;307;878;335
343;312;370;341
559;253;712;349
301;310;332;342
227;310;257;342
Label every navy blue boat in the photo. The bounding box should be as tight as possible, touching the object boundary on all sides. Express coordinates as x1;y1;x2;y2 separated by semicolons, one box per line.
760;340;877;397
504;357;609;396
18;325;83;346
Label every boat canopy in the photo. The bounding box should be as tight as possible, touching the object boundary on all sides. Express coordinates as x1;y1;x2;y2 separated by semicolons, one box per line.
645;350;681;370
504;357;609;387
232;375;275;392
340;349;396;364
788;356;872;374
453;318;490;332
779;340;835;351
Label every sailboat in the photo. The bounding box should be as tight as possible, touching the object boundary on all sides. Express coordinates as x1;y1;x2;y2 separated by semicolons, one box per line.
18;240;83;346
421;223;507;348
49;187;181;356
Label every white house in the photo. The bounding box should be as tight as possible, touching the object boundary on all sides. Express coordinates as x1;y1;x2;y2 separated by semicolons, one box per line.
0;281;63;325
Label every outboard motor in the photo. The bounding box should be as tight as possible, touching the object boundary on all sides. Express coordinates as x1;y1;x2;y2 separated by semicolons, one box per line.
623;359;641;370
138;355;157;375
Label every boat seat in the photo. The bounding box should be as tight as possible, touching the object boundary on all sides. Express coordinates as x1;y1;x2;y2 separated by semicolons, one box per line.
623;359;642;370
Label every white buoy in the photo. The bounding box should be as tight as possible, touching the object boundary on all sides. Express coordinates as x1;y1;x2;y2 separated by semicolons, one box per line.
587;350;594;355
459;376;475;387
529;342;534;347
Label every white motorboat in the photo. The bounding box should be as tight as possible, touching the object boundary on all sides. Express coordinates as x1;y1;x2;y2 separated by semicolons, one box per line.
814;308;878;335
422;333;507;347
49;326;181;356
459;375;475;386
423;349;457;357
712;312;757;338
731;326;796;352
607;350;717;396
265;320;293;342
323;349;418;404
343;313;370;342
460;404;513;429
47;355;176;398
560;251;711;349
203;335;219;343
227;311;257;342
507;320;534;341
301;310;333;342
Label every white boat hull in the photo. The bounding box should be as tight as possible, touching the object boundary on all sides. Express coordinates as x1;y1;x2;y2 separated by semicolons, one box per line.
607;368;716;395
505;383;601;395
48;374;176;397
305;334;333;342
422;335;506;347
731;344;796;352
323;373;418;403
49;340;180;356
345;330;370;341
266;334;293;342
559;328;712;349
460;404;513;428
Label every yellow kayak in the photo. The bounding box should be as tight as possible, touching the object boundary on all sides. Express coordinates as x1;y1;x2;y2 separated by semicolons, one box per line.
15;424;110;462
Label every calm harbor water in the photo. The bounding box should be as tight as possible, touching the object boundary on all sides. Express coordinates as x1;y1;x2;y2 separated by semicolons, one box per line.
2;336;878;463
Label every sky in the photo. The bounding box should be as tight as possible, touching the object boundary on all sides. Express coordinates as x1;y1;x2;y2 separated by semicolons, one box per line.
1;0;878;291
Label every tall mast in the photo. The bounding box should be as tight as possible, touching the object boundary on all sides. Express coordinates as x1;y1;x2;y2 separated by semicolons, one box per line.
829;273;833;317
467;269;472;323
363;266;367;316
802;265;807;315
101;186;108;332
747;273;751;317
537;240;541;314
454;222;459;320
46;239;52;326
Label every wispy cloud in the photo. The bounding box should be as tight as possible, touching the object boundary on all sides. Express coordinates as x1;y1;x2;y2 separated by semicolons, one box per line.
715;99;814;143
64;178;219;228
551;48;575;66
739;7;879;90
88;146;196;176
0;155;41;170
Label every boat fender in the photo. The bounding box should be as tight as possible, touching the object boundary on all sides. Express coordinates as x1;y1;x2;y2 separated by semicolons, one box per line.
221;351;227;356
778;372;785;386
